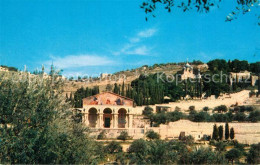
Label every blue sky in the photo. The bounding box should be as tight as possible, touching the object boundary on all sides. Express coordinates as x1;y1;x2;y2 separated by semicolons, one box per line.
0;0;259;77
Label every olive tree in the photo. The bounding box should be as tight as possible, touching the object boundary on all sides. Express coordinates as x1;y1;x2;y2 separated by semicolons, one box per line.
0;71;101;164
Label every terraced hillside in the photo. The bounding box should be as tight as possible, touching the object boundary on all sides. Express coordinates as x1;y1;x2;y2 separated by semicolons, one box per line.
63;63;206;95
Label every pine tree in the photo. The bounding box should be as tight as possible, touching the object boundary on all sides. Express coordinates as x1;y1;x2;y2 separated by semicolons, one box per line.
230;127;235;140
218;125;224;140
212;124;219;140
225;122;230;140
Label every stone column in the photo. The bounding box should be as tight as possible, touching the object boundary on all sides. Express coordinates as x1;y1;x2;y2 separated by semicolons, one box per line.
113;113;118;129
85;113;89;126
99;113;103;128
82;112;85;123
126;114;129;128
128;114;133;128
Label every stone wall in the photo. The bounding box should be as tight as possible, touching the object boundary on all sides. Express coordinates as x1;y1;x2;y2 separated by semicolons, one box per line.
139;90;251;113
150;120;260;144
90;119;260;144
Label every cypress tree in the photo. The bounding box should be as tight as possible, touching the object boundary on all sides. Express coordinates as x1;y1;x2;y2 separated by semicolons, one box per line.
230;127;235;140
225;122;230;140
212;124;219;140
121;81;125;96
218;125;224;140
65;93;69;102
113;83;119;94
69;92;74;106
258;74;260;96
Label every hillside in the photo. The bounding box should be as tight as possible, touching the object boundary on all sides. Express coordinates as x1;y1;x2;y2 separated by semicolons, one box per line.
63;62;208;95
0;62;207;96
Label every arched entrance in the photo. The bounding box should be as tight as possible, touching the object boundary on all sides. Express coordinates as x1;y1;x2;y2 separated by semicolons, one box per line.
89;108;98;128
118;108;127;128
103;108;112;128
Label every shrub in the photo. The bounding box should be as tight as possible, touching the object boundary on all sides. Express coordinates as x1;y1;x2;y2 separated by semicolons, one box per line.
233;106;240;112
246;143;260;164
115;152;128;165
143;106;153;117
117;131;129;141
180;135;194;145
152;112;167;126
97;130;106;140
175;106;181;111
167;110;184;122
203;106;209;111
249;90;256;97
239;106;254;112
147;140;178;164
247;110;260;122
193;111;211;122
214;105;228;113
233;112;246;121
215;141;227;152
189;106;195;111
187;147;224;164
105;141;122;154
146;130;160;140
128;139;148;164
211;113;229;122
225;148;242;164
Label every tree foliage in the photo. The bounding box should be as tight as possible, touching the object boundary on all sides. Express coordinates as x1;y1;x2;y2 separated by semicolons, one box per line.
225;122;230;140
146;130;160;140
105;141;123;154
140;0;260;25
218;125;224;140
230;127;235;140
225;148;242;164
0;72;101;164
212;124;219;140
117;131;129;141
71;86;99;108
247;143;260;164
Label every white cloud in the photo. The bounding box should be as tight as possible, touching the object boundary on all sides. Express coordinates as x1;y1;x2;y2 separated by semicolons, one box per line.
114;28;157;56
129;37;140;43
125;46;150;55
45;54;114;69
137;28;157;38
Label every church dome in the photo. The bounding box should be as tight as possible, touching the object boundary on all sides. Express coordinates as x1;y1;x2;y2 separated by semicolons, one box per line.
185;62;192;68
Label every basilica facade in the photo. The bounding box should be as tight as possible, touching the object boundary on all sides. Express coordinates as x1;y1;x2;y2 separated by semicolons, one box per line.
79;92;136;129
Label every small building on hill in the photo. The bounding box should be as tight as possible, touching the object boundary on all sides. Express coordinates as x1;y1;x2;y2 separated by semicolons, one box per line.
180;62;196;80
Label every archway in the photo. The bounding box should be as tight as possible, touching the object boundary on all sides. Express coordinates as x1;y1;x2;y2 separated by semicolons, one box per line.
88;108;98;128
118;108;127;128
103;108;112;128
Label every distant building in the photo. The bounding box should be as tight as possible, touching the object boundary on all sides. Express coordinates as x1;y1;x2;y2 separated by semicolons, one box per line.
100;73;111;79
230;70;251;80
229;70;258;86
0;66;9;72
197;63;208;70
181;62;195;80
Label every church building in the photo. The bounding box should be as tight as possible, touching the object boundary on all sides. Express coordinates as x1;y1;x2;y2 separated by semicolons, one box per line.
80;92;136;129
